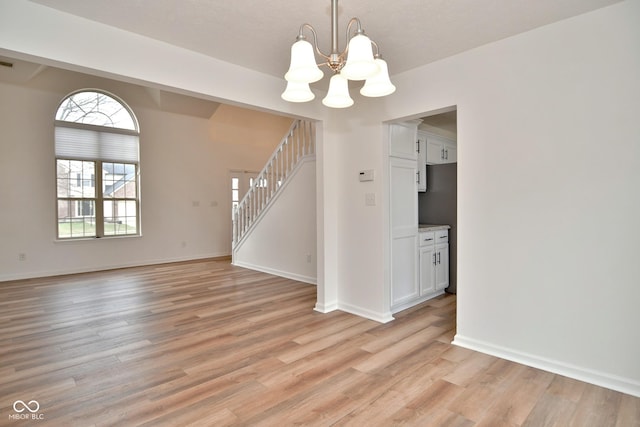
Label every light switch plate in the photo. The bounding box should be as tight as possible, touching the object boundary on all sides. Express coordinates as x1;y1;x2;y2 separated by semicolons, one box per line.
359;170;374;182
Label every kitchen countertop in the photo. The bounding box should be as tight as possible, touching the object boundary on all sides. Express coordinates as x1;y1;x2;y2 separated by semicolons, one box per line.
418;224;451;232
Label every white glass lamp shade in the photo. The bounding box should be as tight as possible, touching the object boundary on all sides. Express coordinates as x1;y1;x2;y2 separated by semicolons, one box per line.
340;34;378;81
322;73;354;108
281;81;315;103
284;39;323;83
360;58;396;97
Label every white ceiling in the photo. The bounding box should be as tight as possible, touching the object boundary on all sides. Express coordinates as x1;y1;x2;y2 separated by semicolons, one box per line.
29;0;622;79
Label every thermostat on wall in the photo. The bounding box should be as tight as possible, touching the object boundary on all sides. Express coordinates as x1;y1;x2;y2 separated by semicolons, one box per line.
359;170;374;182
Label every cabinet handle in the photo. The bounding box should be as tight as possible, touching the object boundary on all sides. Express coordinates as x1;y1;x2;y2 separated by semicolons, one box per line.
424;238;433;241
416;140;420;153
439;235;447;239
433;253;437;265
416;171;420;183
437;252;441;264
441;148;445;160
444;149;448;160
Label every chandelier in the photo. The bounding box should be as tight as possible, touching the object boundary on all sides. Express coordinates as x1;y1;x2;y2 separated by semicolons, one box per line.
281;0;396;108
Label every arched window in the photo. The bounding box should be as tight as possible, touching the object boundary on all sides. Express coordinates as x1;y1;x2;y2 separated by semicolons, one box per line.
55;90;140;239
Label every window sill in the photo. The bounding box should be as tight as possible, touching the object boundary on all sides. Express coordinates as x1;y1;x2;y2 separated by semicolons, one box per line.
54;234;142;243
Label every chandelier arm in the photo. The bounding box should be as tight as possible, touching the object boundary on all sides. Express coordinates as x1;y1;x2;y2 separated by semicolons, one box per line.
298;23;331;61
370;39;381;58
340;17;364;61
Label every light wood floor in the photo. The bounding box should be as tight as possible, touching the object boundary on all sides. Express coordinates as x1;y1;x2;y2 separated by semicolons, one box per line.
1;258;638;426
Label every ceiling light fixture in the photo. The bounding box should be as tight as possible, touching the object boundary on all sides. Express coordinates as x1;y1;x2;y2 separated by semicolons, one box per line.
281;0;396;108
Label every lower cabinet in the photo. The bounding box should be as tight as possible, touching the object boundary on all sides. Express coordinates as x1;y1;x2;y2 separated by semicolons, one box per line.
420;229;449;295
392;228;449;313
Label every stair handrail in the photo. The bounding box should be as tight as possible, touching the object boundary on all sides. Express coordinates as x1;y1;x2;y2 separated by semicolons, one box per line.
232;119;315;247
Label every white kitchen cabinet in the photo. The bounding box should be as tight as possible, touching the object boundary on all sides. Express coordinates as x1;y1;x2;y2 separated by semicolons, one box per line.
392;227;449;314
389;122;427;192
416;131;427;192
434;230;449;291
425;132;457;164
419;229;449;296
389;121;420;160
389;156;419;309
419;244;436;295
389;122;450;313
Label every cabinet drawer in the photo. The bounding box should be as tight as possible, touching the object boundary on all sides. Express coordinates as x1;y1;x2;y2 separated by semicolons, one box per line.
419;231;436;247
435;230;449;243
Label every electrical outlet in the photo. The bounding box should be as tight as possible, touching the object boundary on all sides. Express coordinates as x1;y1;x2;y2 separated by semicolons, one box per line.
365;193;376;206
18;253;26;261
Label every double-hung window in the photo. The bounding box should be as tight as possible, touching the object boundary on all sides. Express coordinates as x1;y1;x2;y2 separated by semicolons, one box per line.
55;90;141;239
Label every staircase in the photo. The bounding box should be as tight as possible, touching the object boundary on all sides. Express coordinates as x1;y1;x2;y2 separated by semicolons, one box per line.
232;119;316;249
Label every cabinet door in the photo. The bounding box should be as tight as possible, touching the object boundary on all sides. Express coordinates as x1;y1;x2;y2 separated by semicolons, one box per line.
425;132;457;165
389;123;418;160
419;245;436;295
417;133;427;192
442;144;457;164
426;139;444;164
392;235;419;305
390;157;419;307
435;244;449;291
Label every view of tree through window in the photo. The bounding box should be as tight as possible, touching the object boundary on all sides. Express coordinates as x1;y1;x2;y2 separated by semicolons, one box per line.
56;91;136;129
55;90;140;239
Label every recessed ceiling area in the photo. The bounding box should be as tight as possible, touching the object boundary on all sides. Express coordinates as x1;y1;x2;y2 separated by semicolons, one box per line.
0;55;221;119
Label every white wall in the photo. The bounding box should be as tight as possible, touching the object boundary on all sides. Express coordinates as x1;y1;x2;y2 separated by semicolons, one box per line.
233;159;317;284
329;110;392;322
376;1;638;395
0;72;292;281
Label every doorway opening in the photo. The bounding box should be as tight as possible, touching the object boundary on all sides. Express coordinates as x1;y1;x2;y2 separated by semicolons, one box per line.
418;109;458;294
387;105;458;318
229;170;258;218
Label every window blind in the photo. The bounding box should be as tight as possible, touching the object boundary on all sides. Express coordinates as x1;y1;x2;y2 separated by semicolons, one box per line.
55;126;139;162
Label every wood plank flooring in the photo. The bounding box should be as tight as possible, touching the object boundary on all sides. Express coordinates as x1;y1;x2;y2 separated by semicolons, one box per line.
1;258;638;426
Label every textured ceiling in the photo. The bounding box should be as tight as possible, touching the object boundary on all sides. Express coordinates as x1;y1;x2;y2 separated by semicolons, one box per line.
29;0;622;79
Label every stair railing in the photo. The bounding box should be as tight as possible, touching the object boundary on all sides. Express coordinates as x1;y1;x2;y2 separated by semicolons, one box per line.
232;120;315;247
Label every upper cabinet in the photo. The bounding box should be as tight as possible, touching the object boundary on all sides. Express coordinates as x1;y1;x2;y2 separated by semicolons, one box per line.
389;121;427;192
424;131;457;164
416;132;427;192
389;121;420;160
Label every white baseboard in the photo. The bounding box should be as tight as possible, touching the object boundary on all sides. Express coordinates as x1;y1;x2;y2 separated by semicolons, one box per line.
0;253;230;283
314;301;338;313
337;301;395;324
453;334;640;398
391;290;445;314
231;263;395;324
232;260;317;285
